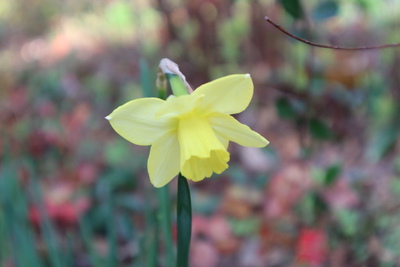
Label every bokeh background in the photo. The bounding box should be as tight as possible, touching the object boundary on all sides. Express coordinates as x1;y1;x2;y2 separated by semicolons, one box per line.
1;0;400;266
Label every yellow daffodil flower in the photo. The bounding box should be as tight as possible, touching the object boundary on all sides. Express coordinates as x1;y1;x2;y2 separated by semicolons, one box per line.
106;74;269;187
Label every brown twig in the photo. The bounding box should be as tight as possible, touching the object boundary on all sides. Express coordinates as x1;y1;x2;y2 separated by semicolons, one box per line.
265;16;400;50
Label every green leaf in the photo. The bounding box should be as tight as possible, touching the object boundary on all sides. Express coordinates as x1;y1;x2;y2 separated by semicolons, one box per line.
191;191;220;215
104;168;137;192
276;97;296;119
79;217;102;267
296;192;328;225
143;191;158;267
156;186;175;267
0;164;44;267
311;192;328;218
309;118;332;140
229;218;260;237
177;174;192;267
389;179;400;197
105;0;134;29
140;59;154;98
312;1;339;22
395;156;400;174
106;194;118;267
366;125;399;162
334;209;359;237
278;0;304;19
31;179;66;267
325;164;341;186
104;139;132;166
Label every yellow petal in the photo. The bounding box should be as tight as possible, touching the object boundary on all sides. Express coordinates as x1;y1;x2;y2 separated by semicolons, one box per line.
178;114;229;181
193;74;253;115
215;133;229;149
208;113;269;148
155;94;204;119
107;98;172;146
148;131;180;187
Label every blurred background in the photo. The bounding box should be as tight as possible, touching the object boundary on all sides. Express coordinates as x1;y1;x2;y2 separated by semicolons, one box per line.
1;0;400;266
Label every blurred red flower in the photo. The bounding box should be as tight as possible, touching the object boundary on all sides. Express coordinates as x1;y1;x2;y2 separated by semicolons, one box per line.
295;228;328;266
29;198;90;226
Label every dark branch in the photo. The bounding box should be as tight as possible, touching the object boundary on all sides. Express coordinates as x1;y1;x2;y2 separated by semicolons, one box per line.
265;16;400;50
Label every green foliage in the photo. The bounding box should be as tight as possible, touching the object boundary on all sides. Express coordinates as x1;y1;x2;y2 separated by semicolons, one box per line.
229;217;261;237
105;1;135;29
334;209;359;237
296;190;329;226
311;164;341;186
395;156;400;174
278;0;304;19
276;97;296;119
191;191;220;215
312;1;339;22
140;59;154;98
325;164;341;186
366;125;400;161
0;164;44;267
309;118;333;140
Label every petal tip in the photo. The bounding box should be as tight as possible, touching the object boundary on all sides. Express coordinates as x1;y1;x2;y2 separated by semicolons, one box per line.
105;116;112;120
152;182;163;188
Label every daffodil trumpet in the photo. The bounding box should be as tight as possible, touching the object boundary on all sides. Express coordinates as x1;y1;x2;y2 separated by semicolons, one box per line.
106;73;269;188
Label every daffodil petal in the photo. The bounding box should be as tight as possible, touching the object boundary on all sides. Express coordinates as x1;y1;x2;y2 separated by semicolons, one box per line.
156;94;204;119
107;98;172;146
193;74;253;115
208;113;269;148
148;131;180;187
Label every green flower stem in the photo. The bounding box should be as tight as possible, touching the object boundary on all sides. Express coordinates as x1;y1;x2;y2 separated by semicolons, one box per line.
177;173;192;267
